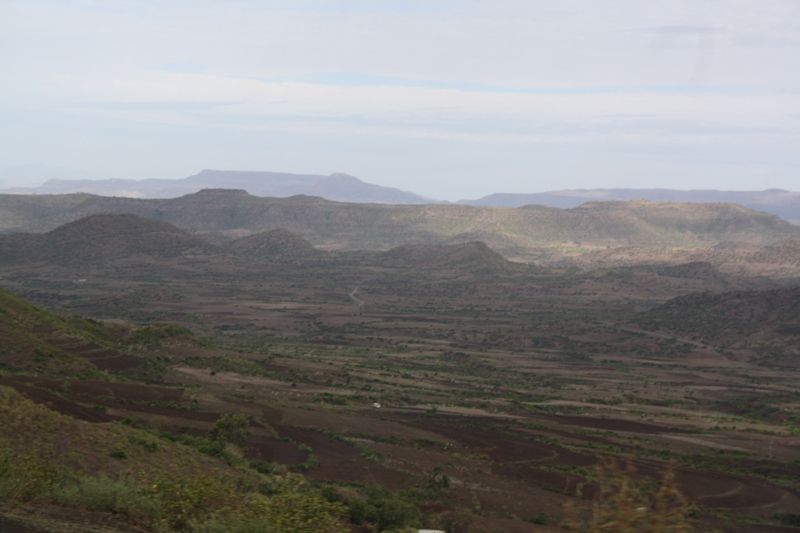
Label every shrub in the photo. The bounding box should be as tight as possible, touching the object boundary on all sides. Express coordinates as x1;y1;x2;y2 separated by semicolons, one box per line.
375;498;419;532
563;459;692;533
196;477;346;533
208;413;251;447
142;470;240;530
52;475;161;527
0;447;59;506
526;511;549;525
250;459;277;475
346;486;420;532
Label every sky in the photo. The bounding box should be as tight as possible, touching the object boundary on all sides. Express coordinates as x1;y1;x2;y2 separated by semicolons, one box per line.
1;0;799;201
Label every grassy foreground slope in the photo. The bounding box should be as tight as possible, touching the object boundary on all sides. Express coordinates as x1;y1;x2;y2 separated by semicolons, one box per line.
0;387;346;533
0;286;121;375
0;288;349;533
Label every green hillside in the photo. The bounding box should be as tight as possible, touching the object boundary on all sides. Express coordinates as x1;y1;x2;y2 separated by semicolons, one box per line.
0;287;119;375
2;191;798;261
0;287;199;377
635;286;800;357
0;288;348;532
0;386;346;533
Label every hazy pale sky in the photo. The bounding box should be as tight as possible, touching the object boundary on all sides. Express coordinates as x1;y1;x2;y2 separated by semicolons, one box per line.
1;0;798;200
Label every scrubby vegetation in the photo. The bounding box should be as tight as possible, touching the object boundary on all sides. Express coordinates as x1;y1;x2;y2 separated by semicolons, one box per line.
0;387;346;532
564;460;692;533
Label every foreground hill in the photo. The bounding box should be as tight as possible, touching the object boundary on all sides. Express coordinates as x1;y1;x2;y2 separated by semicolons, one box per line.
2;191;798;263
0;286;115;376
0;286;201;378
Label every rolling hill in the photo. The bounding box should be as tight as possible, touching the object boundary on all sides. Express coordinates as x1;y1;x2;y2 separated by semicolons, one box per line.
635;286;800;355
227;228;323;261
0;213;223;266
2;191;799;263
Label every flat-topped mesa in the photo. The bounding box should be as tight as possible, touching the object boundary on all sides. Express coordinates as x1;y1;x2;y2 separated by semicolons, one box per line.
188;188;253;197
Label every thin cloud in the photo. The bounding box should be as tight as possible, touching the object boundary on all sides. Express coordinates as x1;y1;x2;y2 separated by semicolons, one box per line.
0;0;798;198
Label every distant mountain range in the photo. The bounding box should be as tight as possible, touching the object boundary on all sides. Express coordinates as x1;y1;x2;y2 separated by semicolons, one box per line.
0;169;434;205
460;189;800;222
3;167;799;221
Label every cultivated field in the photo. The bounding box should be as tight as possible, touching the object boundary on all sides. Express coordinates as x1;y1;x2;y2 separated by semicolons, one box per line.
3;221;800;532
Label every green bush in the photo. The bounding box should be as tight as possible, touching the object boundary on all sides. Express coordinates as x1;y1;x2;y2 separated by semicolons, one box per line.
346;486;420;532
0;447;59;506
53;472;348;533
52;475;161;527
143;470;240;530
250;459;277;475
195;477;346;533
208;413;251;447
526;511;549;525
375;498;419;531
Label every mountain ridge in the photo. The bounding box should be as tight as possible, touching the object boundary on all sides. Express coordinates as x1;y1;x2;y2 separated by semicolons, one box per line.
0;169;435;205
460;188;800;222
1;191;798;264
4;167;799;221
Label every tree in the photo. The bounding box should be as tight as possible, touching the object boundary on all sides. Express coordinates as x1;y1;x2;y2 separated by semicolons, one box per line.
207;413;251;447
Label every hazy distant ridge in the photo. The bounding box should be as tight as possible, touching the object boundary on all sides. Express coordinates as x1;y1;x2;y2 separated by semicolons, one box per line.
461;189;800;221
4;166;800;221
1;169;433;205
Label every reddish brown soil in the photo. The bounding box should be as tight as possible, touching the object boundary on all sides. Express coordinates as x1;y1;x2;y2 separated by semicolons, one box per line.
273;424;411;489
246;433;308;464
3;378;116;423
67;381;184;402
536;413;690;434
